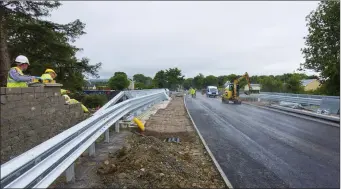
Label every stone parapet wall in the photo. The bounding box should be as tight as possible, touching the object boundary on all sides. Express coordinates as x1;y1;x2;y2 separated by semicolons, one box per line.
0;86;87;163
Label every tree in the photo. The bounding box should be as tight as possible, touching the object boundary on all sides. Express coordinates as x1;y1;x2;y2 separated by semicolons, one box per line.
300;1;340;95
226;74;238;83
284;74;304;93
133;74;147;83
108;72;130;90
183;78;193;90
193;73;205;89
259;77;283;92
133;73;152;89
204;75;218;87
217;75;229;87
0;2;101;89
153;70;167;88
165;68;184;90
82;94;108;109
134;82;145;89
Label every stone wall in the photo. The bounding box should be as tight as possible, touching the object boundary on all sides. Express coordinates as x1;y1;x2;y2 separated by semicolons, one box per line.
0;86;88;163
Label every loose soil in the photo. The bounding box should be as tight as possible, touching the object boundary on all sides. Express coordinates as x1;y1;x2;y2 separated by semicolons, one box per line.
98;96;226;188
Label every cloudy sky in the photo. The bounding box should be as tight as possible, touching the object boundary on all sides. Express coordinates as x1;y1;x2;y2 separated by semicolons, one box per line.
48;1;319;79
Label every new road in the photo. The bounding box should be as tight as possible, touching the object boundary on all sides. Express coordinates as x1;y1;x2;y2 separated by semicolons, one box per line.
185;94;340;188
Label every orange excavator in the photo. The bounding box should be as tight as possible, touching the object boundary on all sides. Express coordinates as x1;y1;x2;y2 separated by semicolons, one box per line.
221;72;252;104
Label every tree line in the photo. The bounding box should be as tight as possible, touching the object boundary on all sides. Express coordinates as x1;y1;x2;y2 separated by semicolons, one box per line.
91;1;341;96
1;1;338;96
106;69;325;94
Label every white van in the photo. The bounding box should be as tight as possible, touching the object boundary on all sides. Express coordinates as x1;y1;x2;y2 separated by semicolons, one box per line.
206;86;218;98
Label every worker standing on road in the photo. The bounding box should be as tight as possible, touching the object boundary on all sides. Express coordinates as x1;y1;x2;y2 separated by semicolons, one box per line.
189;87;195;98
7;55;39;88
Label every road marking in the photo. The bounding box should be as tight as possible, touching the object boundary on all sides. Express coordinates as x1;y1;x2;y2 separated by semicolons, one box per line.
184;96;234;189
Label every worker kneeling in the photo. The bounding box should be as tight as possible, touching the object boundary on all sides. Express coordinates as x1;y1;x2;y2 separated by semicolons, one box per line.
63;94;89;113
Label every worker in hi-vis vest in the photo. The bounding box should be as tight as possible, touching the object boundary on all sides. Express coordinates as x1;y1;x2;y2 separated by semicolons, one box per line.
41;68;70;95
41;69;56;81
7;55;40;88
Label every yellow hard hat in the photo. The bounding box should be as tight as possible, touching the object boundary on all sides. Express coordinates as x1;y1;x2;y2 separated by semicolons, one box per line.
45;69;56;74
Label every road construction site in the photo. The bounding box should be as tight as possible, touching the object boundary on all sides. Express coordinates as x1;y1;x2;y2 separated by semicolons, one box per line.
1;88;339;189
50;94;226;188
185;93;339;188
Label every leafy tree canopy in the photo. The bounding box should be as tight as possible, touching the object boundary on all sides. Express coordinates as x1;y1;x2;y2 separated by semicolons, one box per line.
204;75;218;87
153;70;167;89
183;78;193;90
300;1;340;95
133;73;153;89
0;1;101;90
193;73;205;89
108;72;130;90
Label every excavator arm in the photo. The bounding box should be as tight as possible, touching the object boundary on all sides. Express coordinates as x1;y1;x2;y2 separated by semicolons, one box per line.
233;72;252;98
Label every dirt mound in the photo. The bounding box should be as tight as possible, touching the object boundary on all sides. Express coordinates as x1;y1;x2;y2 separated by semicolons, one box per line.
97;134;226;189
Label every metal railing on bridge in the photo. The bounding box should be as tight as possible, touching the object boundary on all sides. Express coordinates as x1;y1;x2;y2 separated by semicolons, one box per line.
240;92;340;115
0;89;169;189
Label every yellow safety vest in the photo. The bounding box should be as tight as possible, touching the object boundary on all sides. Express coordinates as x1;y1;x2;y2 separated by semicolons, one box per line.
7;67;28;88
61;89;68;95
41;73;53;81
69;99;89;113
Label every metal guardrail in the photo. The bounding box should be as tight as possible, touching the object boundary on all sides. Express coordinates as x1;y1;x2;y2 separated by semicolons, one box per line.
270;105;340;123
260;92;339;99
240;94;323;105
240;92;340;115
1;90;169;188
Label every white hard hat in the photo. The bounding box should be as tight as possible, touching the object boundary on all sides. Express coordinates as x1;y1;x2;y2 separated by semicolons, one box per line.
15;55;30;65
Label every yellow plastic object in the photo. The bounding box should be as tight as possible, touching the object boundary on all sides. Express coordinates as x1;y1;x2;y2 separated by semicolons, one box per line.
133;117;145;131
81;104;89;113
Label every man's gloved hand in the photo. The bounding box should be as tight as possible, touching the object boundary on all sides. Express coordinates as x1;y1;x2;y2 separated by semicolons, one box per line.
35;77;43;83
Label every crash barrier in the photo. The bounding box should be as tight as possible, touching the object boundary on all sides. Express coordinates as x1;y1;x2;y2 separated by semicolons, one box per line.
269;105;340;123
260;92;339;99
94;89;169;116
240;93;340;115
0;90;169;188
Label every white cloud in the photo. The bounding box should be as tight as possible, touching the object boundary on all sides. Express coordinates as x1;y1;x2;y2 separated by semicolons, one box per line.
48;1;319;78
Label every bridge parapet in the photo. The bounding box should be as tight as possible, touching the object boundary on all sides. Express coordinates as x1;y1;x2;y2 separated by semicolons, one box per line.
0;85;87;163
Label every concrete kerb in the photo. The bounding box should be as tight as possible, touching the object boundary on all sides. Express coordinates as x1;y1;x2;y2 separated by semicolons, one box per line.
243;102;340;128
183;96;234;189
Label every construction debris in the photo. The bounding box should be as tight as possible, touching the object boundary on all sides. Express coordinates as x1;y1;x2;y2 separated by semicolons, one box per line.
97;96;226;188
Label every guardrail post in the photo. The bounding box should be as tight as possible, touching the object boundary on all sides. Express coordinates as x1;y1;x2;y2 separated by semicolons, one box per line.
105;129;110;143
65;163;75;183
89;143;95;157
115;121;120;133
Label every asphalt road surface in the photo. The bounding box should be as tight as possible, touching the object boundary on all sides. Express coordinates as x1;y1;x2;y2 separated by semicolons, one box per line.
185;94;340;188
